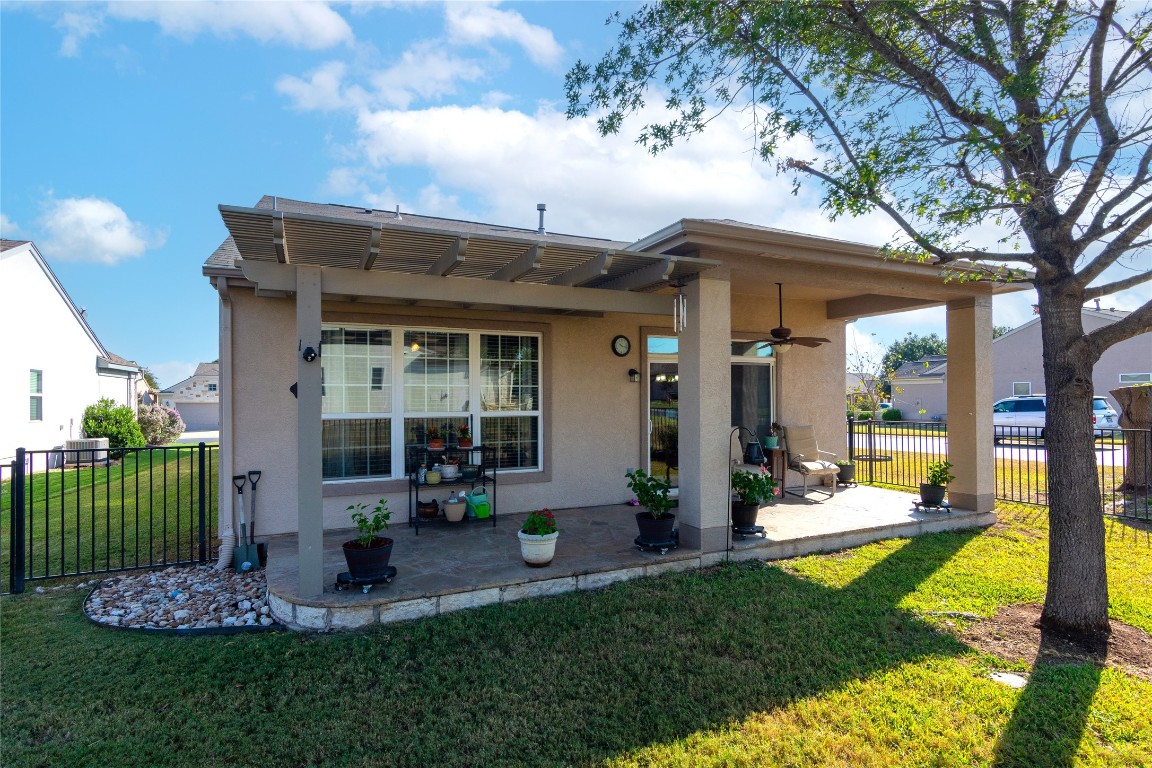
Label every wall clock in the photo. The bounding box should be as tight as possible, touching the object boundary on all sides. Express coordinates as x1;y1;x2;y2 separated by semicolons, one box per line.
612;335;631;357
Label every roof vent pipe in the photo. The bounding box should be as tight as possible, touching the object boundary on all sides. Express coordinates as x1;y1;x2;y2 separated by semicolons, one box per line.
537;203;547;235
395;205;401;221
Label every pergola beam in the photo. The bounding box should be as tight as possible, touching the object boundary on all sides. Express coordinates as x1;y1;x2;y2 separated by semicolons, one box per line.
272;212;289;264
360;224;382;271
598;257;675;292
490;243;544;282
550;250;615;287
427;236;467;276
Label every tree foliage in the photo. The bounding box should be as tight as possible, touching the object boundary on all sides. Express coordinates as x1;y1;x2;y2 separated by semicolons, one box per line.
567;0;1152;632
136;404;185;446
82;398;145;450
882;332;948;378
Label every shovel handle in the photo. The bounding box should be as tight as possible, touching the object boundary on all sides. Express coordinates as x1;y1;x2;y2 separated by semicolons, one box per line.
232;474;246;492
248;470;262;487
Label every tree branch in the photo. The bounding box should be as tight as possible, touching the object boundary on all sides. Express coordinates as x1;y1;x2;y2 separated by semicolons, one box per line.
1083;269;1152;301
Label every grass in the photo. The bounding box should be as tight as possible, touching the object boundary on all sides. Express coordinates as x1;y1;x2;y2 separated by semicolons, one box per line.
1;505;1149;767
0;447;219;593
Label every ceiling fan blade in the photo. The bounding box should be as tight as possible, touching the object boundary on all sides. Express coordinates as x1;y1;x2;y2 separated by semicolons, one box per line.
791;337;831;347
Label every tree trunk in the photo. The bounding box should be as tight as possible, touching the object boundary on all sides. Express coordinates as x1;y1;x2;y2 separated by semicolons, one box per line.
1109;386;1151;493
1038;285;1111;634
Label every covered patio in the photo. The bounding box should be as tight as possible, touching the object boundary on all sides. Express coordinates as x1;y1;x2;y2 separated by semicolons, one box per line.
263;484;995;630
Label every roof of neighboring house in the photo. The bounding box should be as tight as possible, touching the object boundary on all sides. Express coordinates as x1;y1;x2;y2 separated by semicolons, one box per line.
161;362;220;393
994;305;1131;344
2;239;140;373
891;355;949;379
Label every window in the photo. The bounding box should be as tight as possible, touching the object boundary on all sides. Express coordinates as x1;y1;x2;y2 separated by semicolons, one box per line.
321;325;543;480
1018;399;1045;412
29;369;43;421
1120;372;1151;384
207;383;218;392
1012;381;1031;396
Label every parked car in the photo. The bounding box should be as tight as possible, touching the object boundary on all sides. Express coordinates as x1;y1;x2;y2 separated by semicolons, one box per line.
992;394;1118;440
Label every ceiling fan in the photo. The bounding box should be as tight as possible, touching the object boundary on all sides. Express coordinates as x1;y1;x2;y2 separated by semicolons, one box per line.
755;283;831;350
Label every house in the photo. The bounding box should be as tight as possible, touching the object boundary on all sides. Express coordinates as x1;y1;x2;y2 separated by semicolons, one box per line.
203;196;1023;598
993;305;1151;410
160;362;220;431
887;307;1151;421
1;239;144;462
889;355;949;420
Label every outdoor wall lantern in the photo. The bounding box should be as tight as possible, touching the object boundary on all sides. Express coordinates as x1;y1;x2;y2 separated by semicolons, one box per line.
302;346;318;362
628;368;640;383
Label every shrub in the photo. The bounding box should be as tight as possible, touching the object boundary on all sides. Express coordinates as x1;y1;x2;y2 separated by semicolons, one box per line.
857;410;873;420
881;407;903;421
82;398;145;450
137;404;186;445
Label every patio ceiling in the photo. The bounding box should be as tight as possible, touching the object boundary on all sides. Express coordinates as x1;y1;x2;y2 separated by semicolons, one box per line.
218;204;721;295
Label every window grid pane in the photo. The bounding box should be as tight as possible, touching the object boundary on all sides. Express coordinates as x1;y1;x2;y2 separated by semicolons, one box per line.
322;418;391;479
322;327;391;415
482;415;539;470
404;331;470;412
480;335;538;412
29;369;43;393
30;396;42;421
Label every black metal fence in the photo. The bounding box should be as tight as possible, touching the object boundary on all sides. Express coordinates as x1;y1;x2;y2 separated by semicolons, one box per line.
847;417;1151;520
2;443;219;594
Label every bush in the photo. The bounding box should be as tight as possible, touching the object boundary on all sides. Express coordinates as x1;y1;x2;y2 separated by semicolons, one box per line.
137;404;186;445
857;410;873;420
82;398;145;450
881;408;903;421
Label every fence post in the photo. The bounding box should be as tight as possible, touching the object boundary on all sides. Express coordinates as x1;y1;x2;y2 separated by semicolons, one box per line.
197;442;207;564
846;415;855;462
11;449;26;594
866;420;875;485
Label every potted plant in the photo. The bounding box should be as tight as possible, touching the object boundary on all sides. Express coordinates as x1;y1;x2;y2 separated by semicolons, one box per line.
764;423;782;450
342;498;393;579
730;467;778;528
920;460;954;506
426;425;445;450
457;423;473;448
625;469;675;544
836;459;856;484
518;508;559;566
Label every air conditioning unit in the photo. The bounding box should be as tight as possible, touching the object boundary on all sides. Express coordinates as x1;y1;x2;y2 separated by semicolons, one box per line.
63;438;110;464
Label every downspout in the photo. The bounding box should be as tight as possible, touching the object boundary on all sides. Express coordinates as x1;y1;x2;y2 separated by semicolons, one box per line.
214;277;237;570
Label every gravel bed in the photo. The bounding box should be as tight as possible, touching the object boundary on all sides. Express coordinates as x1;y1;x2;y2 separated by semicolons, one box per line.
82;565;273;631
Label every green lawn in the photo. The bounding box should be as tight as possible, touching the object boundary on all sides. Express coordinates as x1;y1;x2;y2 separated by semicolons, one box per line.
1;504;1148;767
1;447;219;593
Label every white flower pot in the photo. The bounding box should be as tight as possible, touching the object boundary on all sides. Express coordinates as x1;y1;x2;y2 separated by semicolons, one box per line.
517;530;559;567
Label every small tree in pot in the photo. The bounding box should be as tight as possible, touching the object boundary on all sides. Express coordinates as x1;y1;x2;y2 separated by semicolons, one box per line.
920;461;954;507
731;467;778;528
342;498;393;580
626;469;675;544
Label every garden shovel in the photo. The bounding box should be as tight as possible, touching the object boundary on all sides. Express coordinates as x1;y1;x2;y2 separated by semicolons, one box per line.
231;475;259;571
247;469;266;567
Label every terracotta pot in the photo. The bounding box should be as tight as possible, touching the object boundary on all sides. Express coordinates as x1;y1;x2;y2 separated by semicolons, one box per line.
444;499;467;522
518;530;558;567
342;537;394;580
458;438;473;448
428;438;445;450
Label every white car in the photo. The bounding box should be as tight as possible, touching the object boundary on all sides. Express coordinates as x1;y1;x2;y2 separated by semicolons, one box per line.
992;394;1119;439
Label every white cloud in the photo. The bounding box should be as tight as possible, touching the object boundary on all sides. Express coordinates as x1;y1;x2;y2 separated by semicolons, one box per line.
277;61;365;111
444;2;563;68
368;41;487;109
107;1;354;49
38;197;165;265
55;11;103;57
0;213;22;238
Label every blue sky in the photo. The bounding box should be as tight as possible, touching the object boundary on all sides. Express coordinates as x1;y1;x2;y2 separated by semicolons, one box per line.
3;1;1148;387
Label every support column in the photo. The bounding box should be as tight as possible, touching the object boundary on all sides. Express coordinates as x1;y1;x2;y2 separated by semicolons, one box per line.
678;276;732;553
296;266;324;597
946;296;995;512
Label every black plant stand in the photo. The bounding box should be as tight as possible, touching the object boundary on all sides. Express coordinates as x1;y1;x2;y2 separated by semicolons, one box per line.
732;523;766;539
912;500;952;513
634;528;679;555
335;567;397;593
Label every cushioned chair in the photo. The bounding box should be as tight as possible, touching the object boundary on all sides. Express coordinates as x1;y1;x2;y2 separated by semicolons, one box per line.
783;425;839;499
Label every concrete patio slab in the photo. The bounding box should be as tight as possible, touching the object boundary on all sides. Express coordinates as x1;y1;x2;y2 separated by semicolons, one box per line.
263;484;994;631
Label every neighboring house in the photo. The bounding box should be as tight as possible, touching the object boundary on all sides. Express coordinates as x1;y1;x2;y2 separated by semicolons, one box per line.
889;355;949;420
845;370;883;413
1;239;144;462
884;306;1150;422
204;195;1025;598
993;305;1151;411
160;363;220;431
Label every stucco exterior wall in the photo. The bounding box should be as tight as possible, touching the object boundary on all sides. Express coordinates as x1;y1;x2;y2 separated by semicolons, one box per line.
1;246;104;459
891;379;947;420
992;313;1152;410
221;284;850;538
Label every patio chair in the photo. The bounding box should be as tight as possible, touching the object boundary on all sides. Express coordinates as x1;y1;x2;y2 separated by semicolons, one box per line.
782;425;839;500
